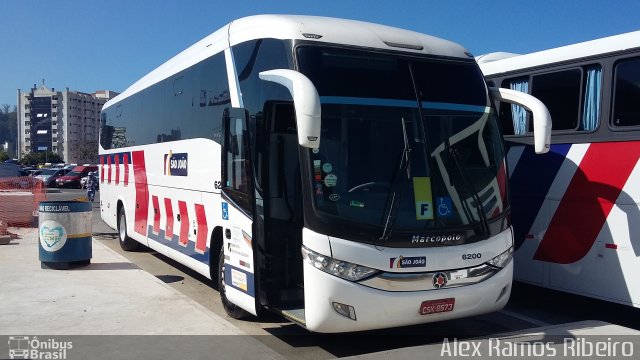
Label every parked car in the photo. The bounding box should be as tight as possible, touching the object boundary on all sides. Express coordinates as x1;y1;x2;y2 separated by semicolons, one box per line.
0;163;22;178
35;168;71;187
55;166;98;189
80;171;99;189
27;169;43;177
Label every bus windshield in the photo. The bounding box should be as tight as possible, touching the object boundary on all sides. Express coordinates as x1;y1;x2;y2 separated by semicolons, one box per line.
297;46;508;243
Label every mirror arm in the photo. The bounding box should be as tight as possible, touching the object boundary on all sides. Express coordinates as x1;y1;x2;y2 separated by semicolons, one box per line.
489;87;551;154
259;69;321;149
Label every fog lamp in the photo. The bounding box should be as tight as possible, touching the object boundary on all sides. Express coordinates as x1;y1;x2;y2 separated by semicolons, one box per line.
332;302;357;321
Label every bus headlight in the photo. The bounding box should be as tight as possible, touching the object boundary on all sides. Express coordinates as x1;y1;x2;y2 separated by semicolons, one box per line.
301;246;379;281
486;247;513;269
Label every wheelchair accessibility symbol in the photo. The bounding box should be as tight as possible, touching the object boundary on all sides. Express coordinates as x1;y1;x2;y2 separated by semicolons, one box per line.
222;202;229;220
437;197;453;217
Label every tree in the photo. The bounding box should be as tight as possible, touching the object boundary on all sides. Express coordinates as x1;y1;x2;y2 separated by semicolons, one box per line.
20;151;63;166
0;150;9;162
0;104;17;157
76;140;99;164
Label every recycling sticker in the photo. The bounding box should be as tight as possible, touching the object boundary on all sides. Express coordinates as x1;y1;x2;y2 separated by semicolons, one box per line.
39;220;68;252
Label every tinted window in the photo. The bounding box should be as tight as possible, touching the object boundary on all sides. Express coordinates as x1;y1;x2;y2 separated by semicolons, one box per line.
297;46;415;100
532;69;582;131
190;54;230;142
498;66;601;135
413;59;488;106
613;57;640;127
224;110;252;211
297;46;507;235
232;39;293;116
100;52;230;149
140;83;166;145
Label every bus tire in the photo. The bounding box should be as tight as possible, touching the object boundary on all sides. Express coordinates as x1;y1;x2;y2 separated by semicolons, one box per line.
118;207;140;251
218;249;249;319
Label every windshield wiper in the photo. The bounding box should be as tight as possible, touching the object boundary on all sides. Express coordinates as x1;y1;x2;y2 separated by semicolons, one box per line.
379;117;412;243
445;140;490;239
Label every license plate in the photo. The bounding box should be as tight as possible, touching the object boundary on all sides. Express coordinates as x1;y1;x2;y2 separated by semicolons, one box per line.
419;298;455;315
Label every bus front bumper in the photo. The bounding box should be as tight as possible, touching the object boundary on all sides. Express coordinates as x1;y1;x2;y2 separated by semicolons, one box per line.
302;260;512;333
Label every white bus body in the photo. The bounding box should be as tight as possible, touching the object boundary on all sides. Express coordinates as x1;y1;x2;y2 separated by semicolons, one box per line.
479;31;640;307
100;15;550;332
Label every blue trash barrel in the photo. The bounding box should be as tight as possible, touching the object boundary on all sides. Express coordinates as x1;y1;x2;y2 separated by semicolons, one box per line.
38;201;92;269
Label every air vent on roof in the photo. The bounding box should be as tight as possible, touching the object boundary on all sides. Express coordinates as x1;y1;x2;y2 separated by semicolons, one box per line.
384;41;424;51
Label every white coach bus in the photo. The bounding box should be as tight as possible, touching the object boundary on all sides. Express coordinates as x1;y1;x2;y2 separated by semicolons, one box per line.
99;15;551;332
479;31;640;308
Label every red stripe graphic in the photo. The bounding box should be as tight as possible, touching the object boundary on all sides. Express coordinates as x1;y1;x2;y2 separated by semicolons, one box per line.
99;156;105;183
535;142;640;263
164;198;174;240
152;195;160;234
107;156;112;184
123;153;130;186
132;151;149;236
178;200;189;247
115;155;120;185
194;204;208;254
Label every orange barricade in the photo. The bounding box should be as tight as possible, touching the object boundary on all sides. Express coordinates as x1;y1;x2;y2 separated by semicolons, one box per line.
0;176;46;228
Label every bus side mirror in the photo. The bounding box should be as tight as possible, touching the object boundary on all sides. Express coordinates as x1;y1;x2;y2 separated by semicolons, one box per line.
489;87;552;154
259;69;321;149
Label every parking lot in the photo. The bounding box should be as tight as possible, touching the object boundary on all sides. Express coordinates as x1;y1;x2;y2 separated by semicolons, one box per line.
4;188;632;359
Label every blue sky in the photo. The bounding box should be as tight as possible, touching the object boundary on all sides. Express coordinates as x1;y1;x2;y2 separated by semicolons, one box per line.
1;0;639;107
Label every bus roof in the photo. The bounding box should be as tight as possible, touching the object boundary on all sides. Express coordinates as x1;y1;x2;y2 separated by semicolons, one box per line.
478;30;640;77
104;14;471;110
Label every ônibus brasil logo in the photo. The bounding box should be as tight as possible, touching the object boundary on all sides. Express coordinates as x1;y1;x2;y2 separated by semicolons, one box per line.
7;336;73;359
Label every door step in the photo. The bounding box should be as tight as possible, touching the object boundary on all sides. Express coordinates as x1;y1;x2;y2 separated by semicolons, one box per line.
278;307;306;326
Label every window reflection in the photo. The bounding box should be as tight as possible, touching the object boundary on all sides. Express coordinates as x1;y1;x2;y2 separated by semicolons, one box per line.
101;53;230;149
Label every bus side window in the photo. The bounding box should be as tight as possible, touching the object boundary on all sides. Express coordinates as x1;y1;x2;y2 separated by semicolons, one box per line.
613;57;640;127
497;66;602;135
499;77;530;136
531;69;582;131
223;108;253;211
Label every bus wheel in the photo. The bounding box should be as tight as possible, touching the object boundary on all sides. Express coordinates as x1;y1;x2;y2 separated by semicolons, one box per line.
118;207;140;251
218;249;249;319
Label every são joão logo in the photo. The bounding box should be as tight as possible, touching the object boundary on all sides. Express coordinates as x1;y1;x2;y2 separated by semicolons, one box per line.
164;151;188;176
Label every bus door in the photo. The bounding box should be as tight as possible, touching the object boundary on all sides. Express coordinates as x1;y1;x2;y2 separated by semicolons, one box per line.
257;69;322;324
260;102;305;313
221;108;258;316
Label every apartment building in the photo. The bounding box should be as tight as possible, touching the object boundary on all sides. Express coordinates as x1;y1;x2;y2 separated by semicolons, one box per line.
16;83;118;164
